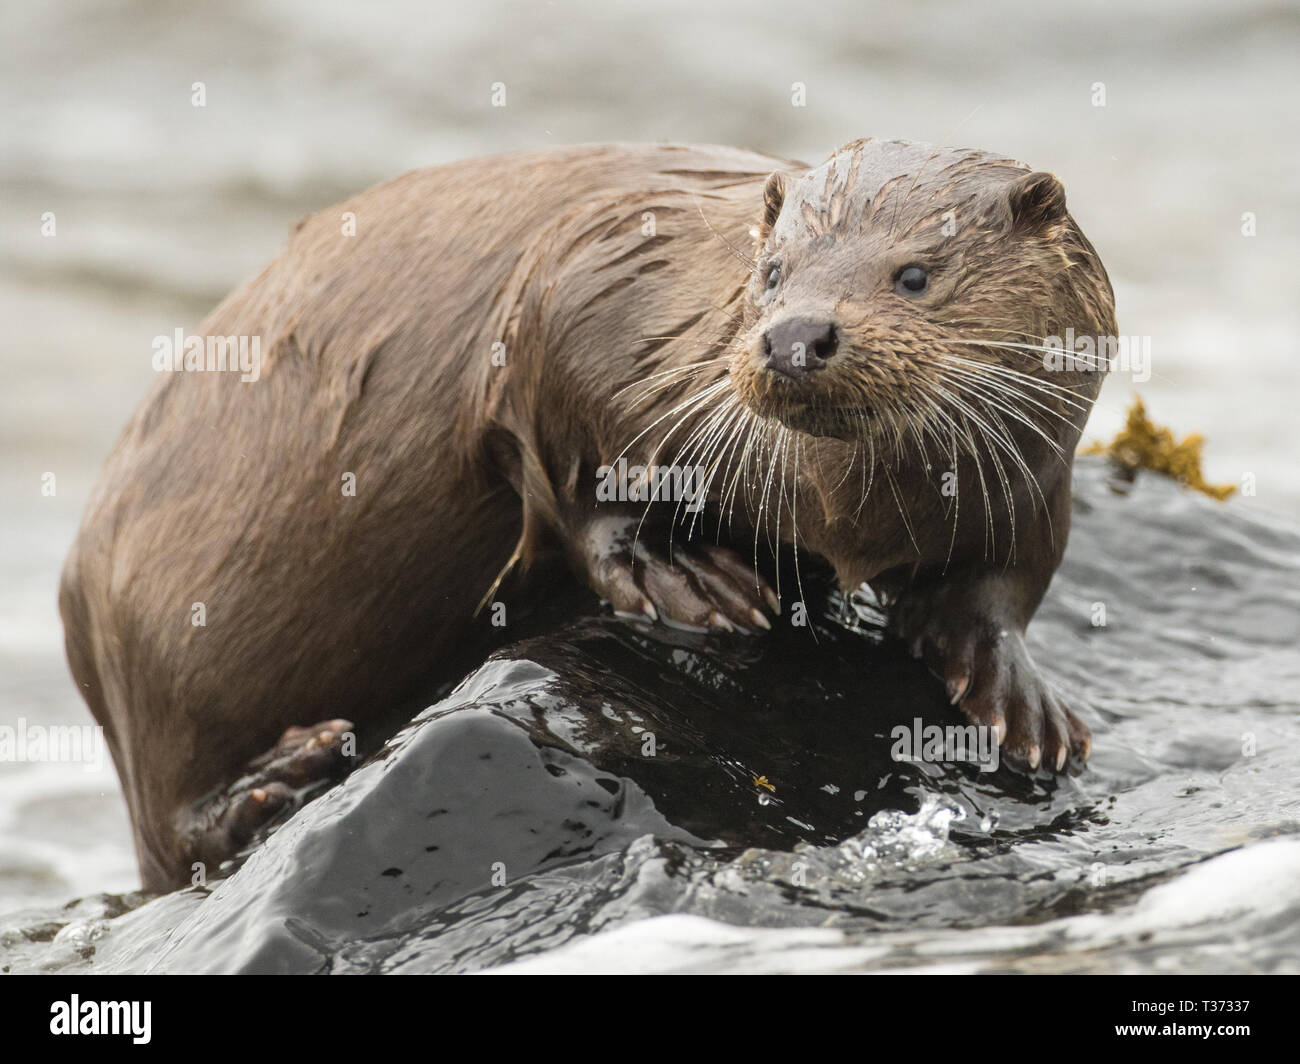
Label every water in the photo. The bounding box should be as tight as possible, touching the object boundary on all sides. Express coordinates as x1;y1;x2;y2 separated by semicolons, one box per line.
1;0;1298;972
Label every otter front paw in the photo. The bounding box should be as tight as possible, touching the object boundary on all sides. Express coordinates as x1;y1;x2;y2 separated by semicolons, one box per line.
907;626;1090;774
579;516;778;632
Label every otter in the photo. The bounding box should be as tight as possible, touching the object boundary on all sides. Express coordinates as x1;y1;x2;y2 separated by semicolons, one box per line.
60;140;1115;891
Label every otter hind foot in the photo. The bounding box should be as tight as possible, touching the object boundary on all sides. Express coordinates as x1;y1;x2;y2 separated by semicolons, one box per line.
181;718;356;879
583;521;778;633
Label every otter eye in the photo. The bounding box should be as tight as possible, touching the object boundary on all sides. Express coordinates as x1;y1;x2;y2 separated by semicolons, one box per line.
895;265;929;296
764;263;781;292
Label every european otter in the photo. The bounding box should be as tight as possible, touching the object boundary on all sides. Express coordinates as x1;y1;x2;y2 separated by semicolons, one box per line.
60;139;1114;891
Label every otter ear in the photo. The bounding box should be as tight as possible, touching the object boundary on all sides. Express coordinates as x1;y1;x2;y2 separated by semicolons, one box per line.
759;171;787;239
1006;171;1067;234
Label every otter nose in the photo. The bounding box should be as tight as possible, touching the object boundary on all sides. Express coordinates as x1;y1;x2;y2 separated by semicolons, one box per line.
762;317;838;380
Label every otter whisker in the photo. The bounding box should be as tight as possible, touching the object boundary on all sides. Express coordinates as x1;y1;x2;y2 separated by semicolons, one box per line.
929;401;964;574
676;395;744;542
788;432;817;641
773;427;791;600
625;378;738;570
690;403;750;543
617;374;714;417
703;405;752;507
629;338;731;350
934;338;1103;395
937;396;1005;561
822;430;861;498
932;376;1058;559
754;421;785;599
941;350;1092;402
850;415;878;525
938;373;1070;519
661;388;741;558
939;362;1086;431
719;410;757;529
937;364;1071;456
721;410;765;545
882;463;922;560
616;361;722;418
712;408;753;540
938;371;1058;549
622;380;735;563
612;377;730;468
931;358;1063;451
934;342;1093;407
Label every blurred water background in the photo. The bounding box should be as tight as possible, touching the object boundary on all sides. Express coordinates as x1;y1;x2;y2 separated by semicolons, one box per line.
1;0;1297;931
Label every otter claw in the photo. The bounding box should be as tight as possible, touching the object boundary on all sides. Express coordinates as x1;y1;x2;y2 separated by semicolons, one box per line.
583;519;777;635
894;606;1089;775
182;719;356;877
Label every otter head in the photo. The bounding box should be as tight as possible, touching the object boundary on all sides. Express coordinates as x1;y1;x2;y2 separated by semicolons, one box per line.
729;139;1116;451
